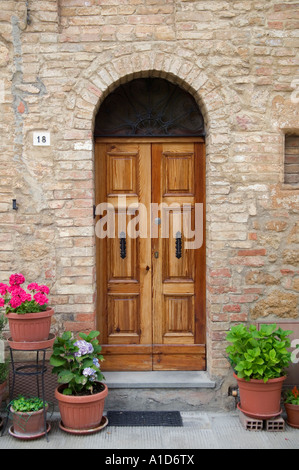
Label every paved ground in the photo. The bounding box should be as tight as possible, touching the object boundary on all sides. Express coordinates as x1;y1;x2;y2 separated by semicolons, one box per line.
1;410;299;450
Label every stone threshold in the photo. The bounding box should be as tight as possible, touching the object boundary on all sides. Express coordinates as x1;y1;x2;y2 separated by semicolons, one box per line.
103;371;216;389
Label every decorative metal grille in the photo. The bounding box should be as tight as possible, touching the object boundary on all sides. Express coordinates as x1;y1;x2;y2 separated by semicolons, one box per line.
94;78;205;137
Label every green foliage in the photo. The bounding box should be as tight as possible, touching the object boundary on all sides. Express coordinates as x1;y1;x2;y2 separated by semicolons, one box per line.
11;395;46;413
50;330;105;396
226;323;292;382
284;386;299;406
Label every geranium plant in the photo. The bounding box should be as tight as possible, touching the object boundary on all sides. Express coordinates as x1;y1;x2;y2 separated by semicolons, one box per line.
50;330;105;396
0;273;49;314
285;386;299;406
226;323;292;382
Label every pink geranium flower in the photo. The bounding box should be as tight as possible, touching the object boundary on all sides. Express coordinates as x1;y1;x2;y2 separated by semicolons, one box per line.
0;283;8;296
9;273;25;287
33;292;48;306
37;285;50;295
9;296;23;309
27;283;39;291
0;273;50;314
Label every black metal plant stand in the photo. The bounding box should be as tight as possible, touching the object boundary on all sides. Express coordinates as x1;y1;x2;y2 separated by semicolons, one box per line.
1;338;54;441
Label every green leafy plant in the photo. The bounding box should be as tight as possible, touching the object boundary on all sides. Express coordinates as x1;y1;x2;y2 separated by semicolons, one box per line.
284;386;299;406
11;395;46;413
226;323;293;382
50;330;105;396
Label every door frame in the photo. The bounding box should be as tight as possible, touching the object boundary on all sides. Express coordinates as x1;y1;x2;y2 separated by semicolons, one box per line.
94;137;206;371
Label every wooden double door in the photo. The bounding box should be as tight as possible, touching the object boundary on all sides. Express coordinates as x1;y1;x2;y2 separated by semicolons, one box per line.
95;138;206;371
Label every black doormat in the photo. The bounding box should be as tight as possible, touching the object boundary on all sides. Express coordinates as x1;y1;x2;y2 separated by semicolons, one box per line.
107;411;183;427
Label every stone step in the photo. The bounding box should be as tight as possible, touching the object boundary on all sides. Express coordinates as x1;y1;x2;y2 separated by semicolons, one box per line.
103;371;218;411
104;371;216;389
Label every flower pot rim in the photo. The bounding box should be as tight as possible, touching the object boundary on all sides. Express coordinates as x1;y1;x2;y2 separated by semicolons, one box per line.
284;402;299;409
233;372;286;384
6;307;54;319
55;382;108;404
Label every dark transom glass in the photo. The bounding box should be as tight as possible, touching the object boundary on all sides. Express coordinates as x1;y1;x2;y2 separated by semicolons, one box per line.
94;78;205;137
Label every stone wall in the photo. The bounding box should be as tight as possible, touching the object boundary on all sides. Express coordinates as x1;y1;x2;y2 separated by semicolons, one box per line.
0;0;298;388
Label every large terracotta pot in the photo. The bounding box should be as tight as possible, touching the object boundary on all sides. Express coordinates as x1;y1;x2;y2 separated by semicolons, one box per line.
7;307;54;342
11;404;48;438
55;383;108;432
284;403;299;428
234;372;285;419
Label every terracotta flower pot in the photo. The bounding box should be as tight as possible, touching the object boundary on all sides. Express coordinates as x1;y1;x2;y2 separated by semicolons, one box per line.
7;307;54;342
284;403;299;428
55;383;108;432
234;372;285;419
11;404;48;438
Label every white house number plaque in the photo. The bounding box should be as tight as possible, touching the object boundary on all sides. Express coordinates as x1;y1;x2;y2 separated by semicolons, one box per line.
33;132;50;146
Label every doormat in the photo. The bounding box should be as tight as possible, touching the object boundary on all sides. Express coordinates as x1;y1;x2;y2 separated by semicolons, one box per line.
107;411;183;427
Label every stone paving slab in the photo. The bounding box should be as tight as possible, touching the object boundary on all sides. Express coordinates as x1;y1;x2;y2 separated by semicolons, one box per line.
1;411;299;450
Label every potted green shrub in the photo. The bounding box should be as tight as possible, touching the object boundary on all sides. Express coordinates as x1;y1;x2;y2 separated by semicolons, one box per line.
226;323;293;419
10;395;49;438
0;273;54;343
284;386;299;428
50;330;108;434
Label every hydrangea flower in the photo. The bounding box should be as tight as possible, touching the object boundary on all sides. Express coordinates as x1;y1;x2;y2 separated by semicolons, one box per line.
93;357;100;368
74;340;94;357
83;367;97;381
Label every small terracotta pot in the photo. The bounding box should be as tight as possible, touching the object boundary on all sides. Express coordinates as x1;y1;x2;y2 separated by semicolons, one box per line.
55;383;108;432
11;405;48;437
234;372;285;419
284;403;299;428
7;307;54;342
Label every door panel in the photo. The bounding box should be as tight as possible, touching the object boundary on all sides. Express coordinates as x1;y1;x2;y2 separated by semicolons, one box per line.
95;142;152;370
95;139;205;371
152;143;205;370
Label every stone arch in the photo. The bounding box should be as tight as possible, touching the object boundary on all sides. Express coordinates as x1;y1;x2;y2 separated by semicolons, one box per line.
72;46;229;140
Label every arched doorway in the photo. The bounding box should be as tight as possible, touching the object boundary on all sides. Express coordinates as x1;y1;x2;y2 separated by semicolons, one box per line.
94;78;206;371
